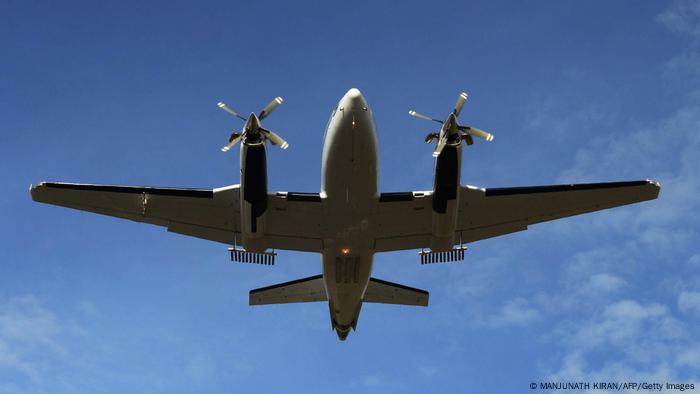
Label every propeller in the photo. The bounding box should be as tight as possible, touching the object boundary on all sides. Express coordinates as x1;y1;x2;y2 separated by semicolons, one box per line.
259;97;283;120
218;96;289;152
217;102;246;121
409;91;494;157
453;92;468;116
408;110;442;123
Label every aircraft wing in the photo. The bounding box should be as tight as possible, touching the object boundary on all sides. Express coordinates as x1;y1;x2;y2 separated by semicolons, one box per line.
264;192;325;252
31;182;324;252
373;180;661;252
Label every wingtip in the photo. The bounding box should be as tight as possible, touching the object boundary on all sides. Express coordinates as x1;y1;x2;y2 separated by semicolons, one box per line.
646;179;661;193
29;182;45;192
29;182;44;201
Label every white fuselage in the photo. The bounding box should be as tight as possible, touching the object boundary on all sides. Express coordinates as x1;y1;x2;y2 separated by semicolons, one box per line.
320;88;379;339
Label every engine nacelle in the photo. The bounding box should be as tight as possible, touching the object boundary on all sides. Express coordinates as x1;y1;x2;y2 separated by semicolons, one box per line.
431;201;458;251
430;144;462;251
240;142;268;252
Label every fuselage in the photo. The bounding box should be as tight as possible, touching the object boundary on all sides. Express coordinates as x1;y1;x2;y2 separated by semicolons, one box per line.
320;88;379;340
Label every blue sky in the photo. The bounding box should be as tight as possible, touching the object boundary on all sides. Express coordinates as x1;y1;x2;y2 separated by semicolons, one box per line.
2;1;700;393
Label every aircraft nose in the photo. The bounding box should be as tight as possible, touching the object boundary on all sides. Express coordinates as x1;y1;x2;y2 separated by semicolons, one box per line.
339;88;367;110
335;327;350;341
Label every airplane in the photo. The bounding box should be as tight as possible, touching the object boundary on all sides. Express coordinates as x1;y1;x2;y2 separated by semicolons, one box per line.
31;88;660;341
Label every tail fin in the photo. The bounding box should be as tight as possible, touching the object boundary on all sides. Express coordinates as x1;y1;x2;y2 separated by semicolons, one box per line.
364;278;429;306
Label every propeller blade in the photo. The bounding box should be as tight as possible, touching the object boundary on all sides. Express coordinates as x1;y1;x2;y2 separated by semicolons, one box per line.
261;128;289;150
461;126;494;142
433;135;448;157
259;96;283;120
409;110;443;124
453;92;468;116
218;102;247;121
221;134;242;152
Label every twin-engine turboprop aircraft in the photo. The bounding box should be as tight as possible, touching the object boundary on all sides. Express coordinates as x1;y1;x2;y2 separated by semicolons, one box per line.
31;88;660;341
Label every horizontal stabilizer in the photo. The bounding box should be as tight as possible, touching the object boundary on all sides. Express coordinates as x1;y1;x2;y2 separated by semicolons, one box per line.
249;274;327;305
364;278;429;307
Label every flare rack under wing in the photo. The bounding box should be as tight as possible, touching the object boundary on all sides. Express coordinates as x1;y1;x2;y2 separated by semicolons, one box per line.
373;180;661;252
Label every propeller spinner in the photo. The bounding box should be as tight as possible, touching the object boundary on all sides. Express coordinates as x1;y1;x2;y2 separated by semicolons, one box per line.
409;92;493;157
218;97;289;152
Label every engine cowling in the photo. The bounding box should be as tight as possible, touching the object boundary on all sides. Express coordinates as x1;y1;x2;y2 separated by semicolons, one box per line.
430;144;462;251
240;142;268;252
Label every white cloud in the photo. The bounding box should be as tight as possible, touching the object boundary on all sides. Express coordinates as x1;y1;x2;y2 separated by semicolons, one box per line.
665;51;700;80
580;273;627;296
689;254;700;267
546;297;697;385
0;296;59;347
548;360;682;394
564;248;626;278
676;345;700;367
657;0;700;39
604;300;666;320
550;100;700;258
486;298;541;327
570;300;668;349
541;123;700;391
556;248;635;299
486;3;700;386
0;339;36;379
525;99;607;143
0;296;61;382
444;254;513;298
678;291;700;316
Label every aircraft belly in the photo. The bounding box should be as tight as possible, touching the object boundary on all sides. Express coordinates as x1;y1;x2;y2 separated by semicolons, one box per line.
322;251;373;329
319;103;379;336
